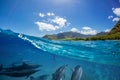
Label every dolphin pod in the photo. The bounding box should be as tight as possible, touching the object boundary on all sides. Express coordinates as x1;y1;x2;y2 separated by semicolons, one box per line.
0;69;40;78
51;65;83;80
2;62;42;72
0;63;83;80
0;62;41;78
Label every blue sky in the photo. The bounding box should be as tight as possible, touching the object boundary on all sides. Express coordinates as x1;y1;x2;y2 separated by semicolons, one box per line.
0;0;120;36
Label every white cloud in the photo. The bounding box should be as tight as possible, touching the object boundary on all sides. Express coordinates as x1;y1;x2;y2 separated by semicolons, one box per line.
112;17;120;22
70;26;97;35
108;8;120;22
36;12;70;31
35;22;59;31
39;13;45;17
47;12;55;16
60;31;63;33
71;28;79;32
112;8;115;10
51;16;67;27
112;8;120;17
105;29;110;32
108;16;113;19
80;26;97;35
82;26;92;30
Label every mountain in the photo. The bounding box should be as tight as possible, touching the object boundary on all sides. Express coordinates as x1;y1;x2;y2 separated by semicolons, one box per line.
96;32;108;36
108;20;120;35
43;31;109;40
43;20;120;40
86;20;120;40
43;31;93;40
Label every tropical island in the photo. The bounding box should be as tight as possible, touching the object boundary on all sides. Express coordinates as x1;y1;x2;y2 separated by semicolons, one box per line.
43;20;120;41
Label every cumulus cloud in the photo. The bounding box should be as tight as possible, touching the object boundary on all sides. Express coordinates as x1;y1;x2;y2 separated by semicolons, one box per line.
80;26;97;35
35;12;70;31
47;12;55;16
105;29;110;32
108;8;120;22
108;16;113;19
70;27;97;35
39;13;45;17
71;28;79;32
112;8;120;17
35;22;59;31
51;16;67;27
112;17;120;22
82;26;91;30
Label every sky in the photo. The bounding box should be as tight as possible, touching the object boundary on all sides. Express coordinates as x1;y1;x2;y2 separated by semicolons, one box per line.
0;0;120;37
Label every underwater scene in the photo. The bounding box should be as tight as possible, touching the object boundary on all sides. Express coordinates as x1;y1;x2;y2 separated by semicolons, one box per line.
0;29;120;80
0;1;120;80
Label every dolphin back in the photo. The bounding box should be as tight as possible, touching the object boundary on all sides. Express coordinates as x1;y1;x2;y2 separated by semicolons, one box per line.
71;65;83;80
52;65;67;80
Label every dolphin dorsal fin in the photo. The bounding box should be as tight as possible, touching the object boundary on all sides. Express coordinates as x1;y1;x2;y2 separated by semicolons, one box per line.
22;62;28;66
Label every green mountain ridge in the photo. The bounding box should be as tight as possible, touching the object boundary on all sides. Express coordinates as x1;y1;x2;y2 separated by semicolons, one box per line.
108;20;120;35
43;31;95;40
43;20;120;40
86;20;120;40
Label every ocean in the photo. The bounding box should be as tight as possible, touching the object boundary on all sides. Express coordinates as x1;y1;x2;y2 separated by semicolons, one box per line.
0;29;120;80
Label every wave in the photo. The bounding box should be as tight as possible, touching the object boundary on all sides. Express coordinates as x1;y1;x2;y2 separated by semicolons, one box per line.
17;33;120;66
0;29;120;66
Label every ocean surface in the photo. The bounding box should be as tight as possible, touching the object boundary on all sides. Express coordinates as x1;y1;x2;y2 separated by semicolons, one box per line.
0;29;120;80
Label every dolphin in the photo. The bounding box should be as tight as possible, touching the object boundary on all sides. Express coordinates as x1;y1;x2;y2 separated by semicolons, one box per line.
0;69;40;78
30;74;49;80
71;65;83;80
52;64;67;80
3;62;41;72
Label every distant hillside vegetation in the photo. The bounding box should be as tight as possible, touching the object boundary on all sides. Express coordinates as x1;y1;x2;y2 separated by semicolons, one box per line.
108;20;120;35
43;31;93;40
43;20;120;40
86;20;120;40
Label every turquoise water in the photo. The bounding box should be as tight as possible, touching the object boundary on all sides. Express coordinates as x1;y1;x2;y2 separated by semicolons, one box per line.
0;29;120;80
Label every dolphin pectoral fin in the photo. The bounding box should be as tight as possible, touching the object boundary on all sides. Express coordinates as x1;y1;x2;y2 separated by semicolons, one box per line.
52;73;55;77
63;74;65;80
25;75;30;79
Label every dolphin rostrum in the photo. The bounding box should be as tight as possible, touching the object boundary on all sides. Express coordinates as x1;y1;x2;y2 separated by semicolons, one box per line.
52;64;67;80
71;65;83;80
